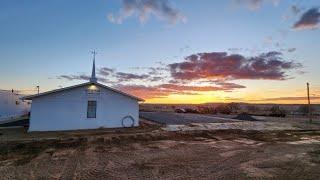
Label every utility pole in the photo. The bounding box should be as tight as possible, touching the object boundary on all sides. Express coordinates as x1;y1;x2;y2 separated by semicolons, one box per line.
36;86;40;94
307;82;312;123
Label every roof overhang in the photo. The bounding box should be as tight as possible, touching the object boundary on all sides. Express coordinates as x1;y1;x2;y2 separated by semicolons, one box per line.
22;82;144;102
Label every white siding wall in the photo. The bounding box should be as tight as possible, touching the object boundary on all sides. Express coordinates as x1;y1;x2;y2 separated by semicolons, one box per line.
29;85;139;131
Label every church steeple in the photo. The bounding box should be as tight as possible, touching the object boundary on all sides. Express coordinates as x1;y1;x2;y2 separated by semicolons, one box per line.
90;50;98;83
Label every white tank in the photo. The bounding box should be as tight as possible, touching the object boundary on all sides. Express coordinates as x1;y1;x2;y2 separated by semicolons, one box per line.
0;90;31;121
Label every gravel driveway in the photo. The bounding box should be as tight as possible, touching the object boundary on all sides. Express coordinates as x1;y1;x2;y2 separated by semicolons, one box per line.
140;112;237;125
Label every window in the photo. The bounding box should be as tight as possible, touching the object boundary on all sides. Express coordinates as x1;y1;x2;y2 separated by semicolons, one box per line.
87;101;97;118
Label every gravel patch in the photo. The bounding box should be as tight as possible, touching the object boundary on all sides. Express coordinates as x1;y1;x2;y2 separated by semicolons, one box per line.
140;112;237;125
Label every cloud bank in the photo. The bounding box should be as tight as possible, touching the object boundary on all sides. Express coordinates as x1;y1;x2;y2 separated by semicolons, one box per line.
116;83;246;99
108;0;186;24
169;51;301;81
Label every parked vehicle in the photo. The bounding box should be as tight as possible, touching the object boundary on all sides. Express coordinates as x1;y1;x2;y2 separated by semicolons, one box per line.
175;108;186;113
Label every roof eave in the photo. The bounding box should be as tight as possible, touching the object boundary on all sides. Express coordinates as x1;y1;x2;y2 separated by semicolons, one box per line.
21;82;92;100
22;81;144;102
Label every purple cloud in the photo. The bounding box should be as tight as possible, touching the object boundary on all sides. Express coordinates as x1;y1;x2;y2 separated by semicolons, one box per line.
293;7;320;30
169;51;302;81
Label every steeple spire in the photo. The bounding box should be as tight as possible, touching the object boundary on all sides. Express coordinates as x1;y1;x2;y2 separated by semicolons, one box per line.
90;50;98;83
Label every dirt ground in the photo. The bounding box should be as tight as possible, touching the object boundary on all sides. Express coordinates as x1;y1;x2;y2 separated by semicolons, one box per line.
0;119;160;142
1;120;320;180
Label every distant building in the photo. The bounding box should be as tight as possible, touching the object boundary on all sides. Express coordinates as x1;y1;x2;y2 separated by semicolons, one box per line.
23;58;144;131
0;90;30;121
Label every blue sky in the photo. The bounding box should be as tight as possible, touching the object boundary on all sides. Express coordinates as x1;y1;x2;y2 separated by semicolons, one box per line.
0;0;319;103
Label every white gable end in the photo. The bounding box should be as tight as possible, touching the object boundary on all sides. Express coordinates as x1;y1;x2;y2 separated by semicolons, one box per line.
29;84;139;131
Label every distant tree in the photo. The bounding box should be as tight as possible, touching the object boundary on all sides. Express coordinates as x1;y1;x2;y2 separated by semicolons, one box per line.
298;105;314;115
269;105;286;117
216;105;232;114
227;103;240;113
246;105;260;114
208;107;217;114
270;105;279;113
198;106;216;114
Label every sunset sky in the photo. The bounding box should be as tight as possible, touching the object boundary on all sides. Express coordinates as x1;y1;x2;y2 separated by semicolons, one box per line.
0;0;319;104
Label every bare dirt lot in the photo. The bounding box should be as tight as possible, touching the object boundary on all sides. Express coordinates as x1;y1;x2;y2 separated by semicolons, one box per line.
1;121;320;179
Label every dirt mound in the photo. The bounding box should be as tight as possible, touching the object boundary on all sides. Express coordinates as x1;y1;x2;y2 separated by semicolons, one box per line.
233;113;257;121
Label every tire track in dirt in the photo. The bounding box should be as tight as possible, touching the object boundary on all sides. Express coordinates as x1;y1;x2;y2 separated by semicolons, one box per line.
69;147;119;180
57;149;82;180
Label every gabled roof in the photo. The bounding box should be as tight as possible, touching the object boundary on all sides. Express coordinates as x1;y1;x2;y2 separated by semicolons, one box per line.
22;82;144;101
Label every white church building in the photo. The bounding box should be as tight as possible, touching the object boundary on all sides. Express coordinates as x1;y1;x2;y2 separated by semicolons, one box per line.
23;57;144;131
